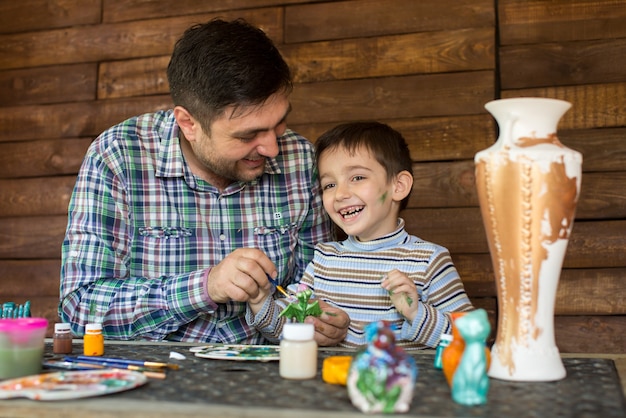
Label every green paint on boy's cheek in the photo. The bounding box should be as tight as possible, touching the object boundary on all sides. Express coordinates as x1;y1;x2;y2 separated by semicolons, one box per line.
379;191;388;204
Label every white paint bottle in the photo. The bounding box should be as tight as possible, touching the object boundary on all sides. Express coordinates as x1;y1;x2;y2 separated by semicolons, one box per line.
279;323;317;380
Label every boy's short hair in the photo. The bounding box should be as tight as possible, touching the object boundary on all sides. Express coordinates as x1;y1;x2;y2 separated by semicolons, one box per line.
315;121;414;210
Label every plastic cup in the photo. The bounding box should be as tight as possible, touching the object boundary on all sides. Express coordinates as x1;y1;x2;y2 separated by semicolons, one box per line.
0;317;48;379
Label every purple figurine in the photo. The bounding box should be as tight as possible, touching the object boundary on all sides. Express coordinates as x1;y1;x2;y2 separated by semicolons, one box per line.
347;321;417;413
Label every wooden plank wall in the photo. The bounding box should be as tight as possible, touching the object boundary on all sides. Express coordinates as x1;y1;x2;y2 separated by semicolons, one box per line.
0;0;623;353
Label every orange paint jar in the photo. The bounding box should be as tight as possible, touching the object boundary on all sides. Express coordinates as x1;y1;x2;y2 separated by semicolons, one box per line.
83;323;104;356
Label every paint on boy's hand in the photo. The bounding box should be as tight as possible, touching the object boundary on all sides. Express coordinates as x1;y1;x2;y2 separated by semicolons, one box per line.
405;293;413;307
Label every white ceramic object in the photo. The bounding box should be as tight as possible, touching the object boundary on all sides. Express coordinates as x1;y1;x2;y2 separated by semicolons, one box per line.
475;97;582;381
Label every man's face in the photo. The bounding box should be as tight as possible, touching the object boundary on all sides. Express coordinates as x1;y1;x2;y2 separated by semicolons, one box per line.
189;92;291;185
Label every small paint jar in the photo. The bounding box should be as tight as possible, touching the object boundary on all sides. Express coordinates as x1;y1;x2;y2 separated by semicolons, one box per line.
279;323;317;380
53;323;73;354
83;323;104;356
433;333;452;369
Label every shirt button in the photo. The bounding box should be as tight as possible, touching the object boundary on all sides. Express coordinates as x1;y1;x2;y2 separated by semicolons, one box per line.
219;234;226;241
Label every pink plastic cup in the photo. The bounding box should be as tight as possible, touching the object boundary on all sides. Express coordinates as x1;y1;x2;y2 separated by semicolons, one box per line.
0;317;48;379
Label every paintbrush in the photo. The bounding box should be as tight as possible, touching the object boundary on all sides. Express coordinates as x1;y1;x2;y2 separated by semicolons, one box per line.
50;360;166;379
266;274;291;298
66;355;179;370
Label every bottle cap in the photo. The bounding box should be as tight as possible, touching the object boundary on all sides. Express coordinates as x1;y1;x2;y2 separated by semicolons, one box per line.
54;323;71;333
282;323;315;341
440;333;453;342
85;323;102;332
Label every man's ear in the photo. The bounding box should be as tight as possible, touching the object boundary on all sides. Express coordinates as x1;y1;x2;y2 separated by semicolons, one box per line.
173;106;198;142
393;170;414;201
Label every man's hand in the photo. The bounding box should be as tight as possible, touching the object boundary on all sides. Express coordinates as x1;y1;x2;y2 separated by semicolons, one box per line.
304;299;349;346
206;248;277;304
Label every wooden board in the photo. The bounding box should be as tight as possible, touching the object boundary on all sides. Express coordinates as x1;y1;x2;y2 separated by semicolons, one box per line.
500;38;626;89
0;0;101;34
290;71;495;124
0;64;97;106
285;0;494;43
498;0;626;45
0;138;92;179
0;9;283;70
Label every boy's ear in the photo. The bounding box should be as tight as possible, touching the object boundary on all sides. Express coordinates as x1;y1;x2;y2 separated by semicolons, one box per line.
393;170;413;201
173;106;199;142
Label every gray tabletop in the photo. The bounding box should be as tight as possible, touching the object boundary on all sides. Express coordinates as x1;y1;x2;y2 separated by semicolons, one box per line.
1;341;625;418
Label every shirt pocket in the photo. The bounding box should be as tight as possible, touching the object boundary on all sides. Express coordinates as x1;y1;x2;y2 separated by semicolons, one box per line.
252;222;299;285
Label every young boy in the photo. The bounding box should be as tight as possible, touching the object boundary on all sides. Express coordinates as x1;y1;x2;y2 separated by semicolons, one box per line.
246;121;473;348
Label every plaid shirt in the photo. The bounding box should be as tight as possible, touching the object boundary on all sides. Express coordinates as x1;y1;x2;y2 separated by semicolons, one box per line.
60;110;333;343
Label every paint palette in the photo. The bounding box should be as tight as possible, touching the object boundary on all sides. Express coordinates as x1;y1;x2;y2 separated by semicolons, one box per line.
0;369;147;400
190;344;280;362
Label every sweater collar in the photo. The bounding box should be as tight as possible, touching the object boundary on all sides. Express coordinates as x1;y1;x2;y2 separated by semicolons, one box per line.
343;218;407;252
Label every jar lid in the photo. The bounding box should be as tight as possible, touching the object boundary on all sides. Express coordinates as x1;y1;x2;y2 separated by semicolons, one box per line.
85;323;102;332
54;323;71;333
282;323;314;341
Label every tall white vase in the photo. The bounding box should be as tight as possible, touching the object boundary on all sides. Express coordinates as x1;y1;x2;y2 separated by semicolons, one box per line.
475;97;582;382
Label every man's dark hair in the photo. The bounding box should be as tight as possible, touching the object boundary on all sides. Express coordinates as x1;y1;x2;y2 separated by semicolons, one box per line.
167;18;292;132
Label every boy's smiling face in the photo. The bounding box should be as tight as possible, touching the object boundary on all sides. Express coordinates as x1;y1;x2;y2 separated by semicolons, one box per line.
318;145;401;241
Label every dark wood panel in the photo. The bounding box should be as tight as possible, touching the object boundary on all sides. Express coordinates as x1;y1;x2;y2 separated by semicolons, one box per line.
0;215;66;259
285;0;494;43
403;208;626;268
560;127;626;173
555;315;625;354
501;82;626;130
293;114;496;163
556;268;626;315
283;27;494;83
0;10;283;71
0;138;91;179
0;0;101;34
411;160;479;208
98;56;170;100
102;0;313;23
498;0;626;45
0;176;76;217
0;96;172;142
290;71;495;125
0;64;97;106
0;259;61;297
500;38;626;89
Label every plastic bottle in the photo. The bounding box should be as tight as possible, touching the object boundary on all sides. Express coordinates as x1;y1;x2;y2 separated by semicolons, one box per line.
83;323;104;356
53;323;73;354
279;323;317;379
433;333;452;369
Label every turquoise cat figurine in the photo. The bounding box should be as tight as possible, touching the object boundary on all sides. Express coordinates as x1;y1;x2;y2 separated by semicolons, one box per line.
451;309;491;405
347;321;417;413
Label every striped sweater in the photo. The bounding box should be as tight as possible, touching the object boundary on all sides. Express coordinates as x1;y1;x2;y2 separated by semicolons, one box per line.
246;219;474;349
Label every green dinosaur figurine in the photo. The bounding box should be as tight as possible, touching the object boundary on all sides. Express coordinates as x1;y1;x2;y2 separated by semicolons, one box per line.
278;288;322;323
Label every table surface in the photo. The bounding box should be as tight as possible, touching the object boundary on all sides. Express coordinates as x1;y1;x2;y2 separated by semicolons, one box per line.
0;340;624;418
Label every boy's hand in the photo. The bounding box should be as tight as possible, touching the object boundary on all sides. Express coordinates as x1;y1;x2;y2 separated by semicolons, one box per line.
381;269;419;322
